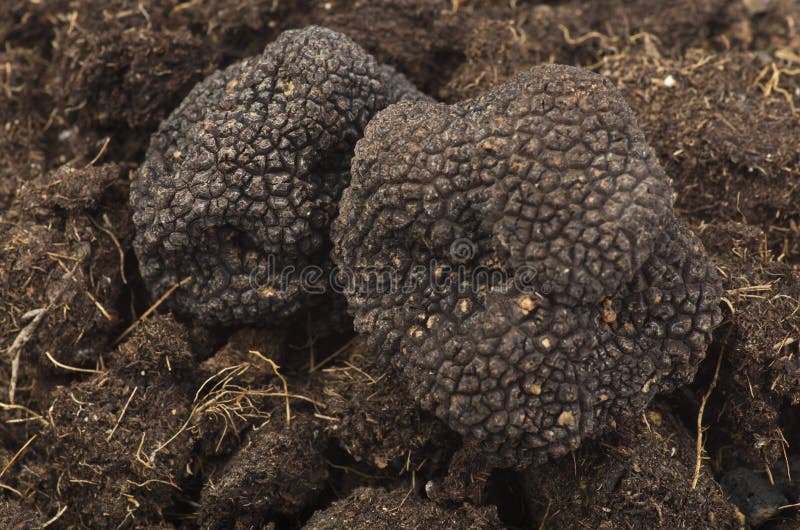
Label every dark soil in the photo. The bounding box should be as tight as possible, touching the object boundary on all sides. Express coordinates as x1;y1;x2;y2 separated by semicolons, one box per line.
1;0;798;528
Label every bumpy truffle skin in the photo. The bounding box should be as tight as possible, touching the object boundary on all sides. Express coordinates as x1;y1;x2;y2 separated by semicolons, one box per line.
332;65;723;466
132;26;427;325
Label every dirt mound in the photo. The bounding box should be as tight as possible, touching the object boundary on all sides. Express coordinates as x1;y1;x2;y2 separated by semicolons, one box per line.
0;163;130;386
303;485;501;529
522;405;743;528
310;338;456;473
694;221;800;468
600;50;800;253
199;414;329;528
0;47;50;210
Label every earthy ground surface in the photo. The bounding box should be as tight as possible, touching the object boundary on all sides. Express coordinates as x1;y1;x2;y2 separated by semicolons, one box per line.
1;0;799;528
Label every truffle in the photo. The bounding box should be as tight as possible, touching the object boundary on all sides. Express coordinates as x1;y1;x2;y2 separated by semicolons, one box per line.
332;64;723;466
131;26;428;325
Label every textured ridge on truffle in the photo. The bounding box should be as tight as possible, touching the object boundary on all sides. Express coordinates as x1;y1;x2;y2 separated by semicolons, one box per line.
332;64;723;466
132;25;428;325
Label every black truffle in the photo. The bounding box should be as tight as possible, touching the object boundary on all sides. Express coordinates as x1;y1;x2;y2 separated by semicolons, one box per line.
132;26;428;325
332;64;723;466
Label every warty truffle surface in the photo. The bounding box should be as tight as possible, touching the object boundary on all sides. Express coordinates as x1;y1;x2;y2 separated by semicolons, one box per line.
132;25;428;325
332;64;723;465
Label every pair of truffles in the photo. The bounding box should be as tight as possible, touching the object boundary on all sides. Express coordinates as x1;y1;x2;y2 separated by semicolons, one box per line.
132;27;722;466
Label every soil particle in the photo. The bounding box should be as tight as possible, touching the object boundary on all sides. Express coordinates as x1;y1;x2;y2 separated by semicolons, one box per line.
440;0;732;101
586;0;730;53
200;328;290;388
695;221;800;468
189;331;303;461
0;163;131;373
723;0;800;52
16;163;122;219
423;447;495;506
168;0;313;54
0;499;43;529
599;50;800;253
321;0;470;95
310;338;455;473
199;413;329;529
23;315;196;528
302;485;502;530
0;47;51;210
721;467;788;526
48;1;217;131
521;405;743;529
